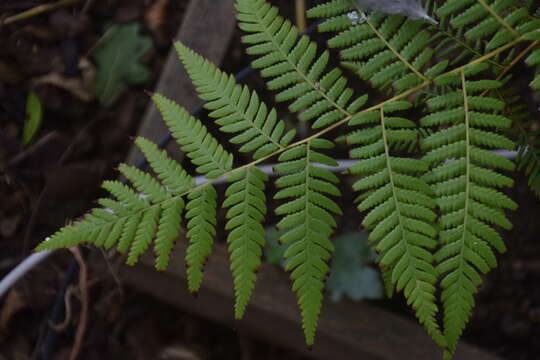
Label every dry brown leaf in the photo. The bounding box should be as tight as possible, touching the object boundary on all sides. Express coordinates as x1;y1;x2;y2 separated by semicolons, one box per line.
145;0;168;34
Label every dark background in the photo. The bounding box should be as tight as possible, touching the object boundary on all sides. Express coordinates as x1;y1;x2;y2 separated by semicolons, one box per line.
1;0;539;359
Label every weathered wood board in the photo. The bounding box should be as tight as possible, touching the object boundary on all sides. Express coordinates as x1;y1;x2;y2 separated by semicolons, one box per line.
125;0;237;166
94;242;502;360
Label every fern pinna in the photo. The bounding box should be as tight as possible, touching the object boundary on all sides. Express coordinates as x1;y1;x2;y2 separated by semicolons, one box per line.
37;0;540;358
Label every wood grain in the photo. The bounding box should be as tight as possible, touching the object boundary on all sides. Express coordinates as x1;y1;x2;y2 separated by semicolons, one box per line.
125;0;236;166
94;241;502;360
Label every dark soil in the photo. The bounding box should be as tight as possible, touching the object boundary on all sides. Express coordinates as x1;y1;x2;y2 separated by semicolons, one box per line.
0;1;539;359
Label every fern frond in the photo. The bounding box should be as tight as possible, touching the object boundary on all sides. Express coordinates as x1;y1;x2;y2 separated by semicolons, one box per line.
154;198;184;270
37;168;188;271
174;42;297;159
432;22;507;69
36;0;540;355
185;185;217;292
127;206;162;265
274;139;342;344
348;102;445;347
236;0;366;129
152;94;234;178
436;0;539;50
421;66;517;355
135;137;194;193
40;92;237;271
119;164;171;203
223;167;269;318
310;9;447;94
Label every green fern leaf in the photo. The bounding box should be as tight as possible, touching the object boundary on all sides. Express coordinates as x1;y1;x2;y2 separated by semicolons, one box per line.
185;185;218;293
135;137;194;193
152;94;234;178
174;42;296;159
127;206;161;265
310;9;447;94
348;103;445;347
437;0;537;51
154;198;185;270
223;167;269;318
307;0;353;19
118;164;171;203
35;134;194;271
236;0;365;129
274;139;342;345
422;67;517;355
36;0;540;355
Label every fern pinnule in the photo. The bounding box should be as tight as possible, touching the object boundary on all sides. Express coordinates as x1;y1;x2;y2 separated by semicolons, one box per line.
307;0;353;19
151;94;234;178
135;137;194;194
436;0;539;51
119;164;171;203
185;186;217;292
127;206;161;265
236;0;365;129
34;0;540;356
274;139;342;345
347;102;445;347
310;9;447;94
223;167;268;318
421;67;517;356
174;42;296;159
154;198;184;270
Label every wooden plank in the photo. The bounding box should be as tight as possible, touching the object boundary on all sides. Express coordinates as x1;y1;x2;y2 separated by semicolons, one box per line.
93;242;502;360
125;0;237;165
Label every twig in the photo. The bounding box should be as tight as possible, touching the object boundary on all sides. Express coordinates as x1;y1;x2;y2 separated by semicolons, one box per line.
68;247;88;360
48;285;76;331
1;0;80;26
295;0;306;32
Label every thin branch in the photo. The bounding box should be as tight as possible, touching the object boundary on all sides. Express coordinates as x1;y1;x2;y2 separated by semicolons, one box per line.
1;0;80;26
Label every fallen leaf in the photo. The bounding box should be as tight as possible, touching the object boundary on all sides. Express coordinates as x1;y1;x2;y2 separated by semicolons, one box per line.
145;0;168;34
326;232;383;302
93;23;152;106
32;58;96;102
23;91;43;145
264;228;383;302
